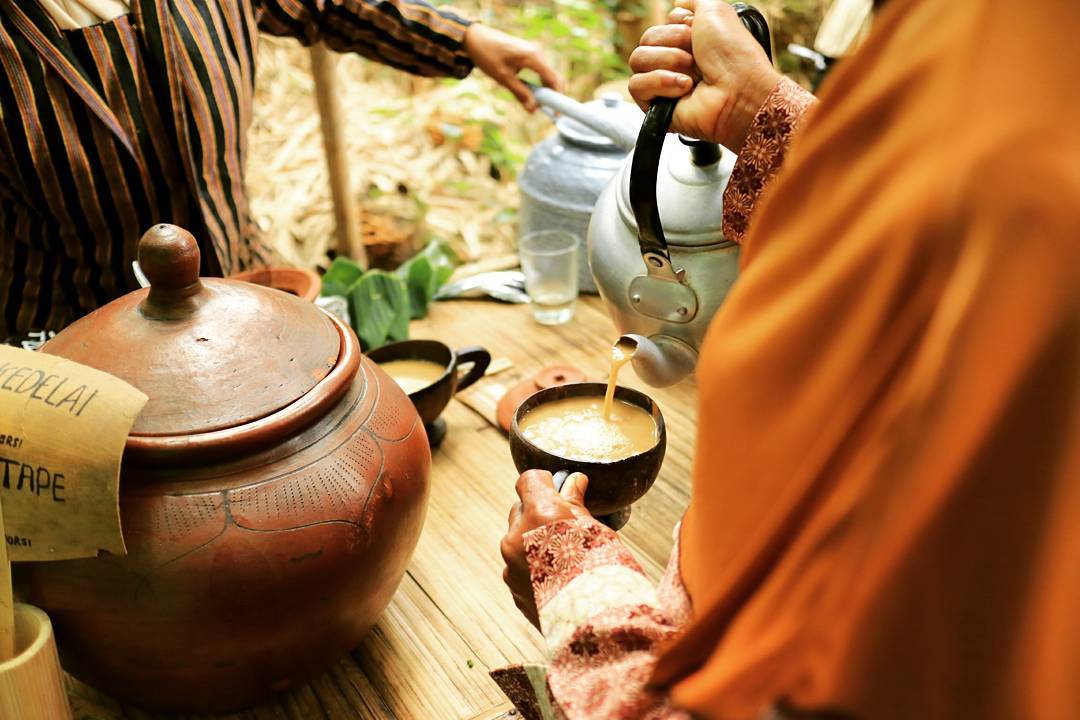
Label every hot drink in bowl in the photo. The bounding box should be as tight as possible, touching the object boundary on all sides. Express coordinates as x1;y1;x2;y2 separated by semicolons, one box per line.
517;335;657;463
517;396;658;463
379;358;447;395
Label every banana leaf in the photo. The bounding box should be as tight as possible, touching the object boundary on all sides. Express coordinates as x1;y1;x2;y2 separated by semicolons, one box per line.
348;270;410;350
321;256;363;298
402;255;435;319
395;240;460;319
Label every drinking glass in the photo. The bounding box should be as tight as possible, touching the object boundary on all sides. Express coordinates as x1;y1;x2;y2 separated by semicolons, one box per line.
518;230;579;325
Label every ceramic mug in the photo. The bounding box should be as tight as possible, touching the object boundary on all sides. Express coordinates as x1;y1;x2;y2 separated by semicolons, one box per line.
367;340;491;426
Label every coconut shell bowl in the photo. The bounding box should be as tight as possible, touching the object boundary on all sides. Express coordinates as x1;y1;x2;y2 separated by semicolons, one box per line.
508;382;666;530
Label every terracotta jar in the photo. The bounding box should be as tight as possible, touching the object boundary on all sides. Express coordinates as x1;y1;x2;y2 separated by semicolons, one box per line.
14;225;431;713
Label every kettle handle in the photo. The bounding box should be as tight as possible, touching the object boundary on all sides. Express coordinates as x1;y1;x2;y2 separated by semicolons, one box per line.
529;85;639;151
629;3;772;266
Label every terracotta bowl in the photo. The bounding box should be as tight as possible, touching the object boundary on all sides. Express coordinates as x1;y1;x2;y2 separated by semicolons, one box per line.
367;340;491;426
230;266;321;303
509;383;666;516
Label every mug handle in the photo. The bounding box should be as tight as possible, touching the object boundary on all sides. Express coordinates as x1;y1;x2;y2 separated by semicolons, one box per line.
552;470;631;531
454;346;491;392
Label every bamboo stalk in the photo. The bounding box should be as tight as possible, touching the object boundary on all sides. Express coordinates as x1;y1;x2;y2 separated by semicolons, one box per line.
0;605;73;720
309;43;367;268
613;0;666;62
0;499;13;661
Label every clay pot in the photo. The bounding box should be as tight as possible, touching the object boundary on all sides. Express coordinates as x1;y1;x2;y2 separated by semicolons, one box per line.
14;225;430;713
230;266;321;302
508;383;666;516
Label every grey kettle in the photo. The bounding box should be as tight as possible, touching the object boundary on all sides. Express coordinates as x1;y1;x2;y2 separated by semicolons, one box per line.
587;3;772;387
519;88;643;293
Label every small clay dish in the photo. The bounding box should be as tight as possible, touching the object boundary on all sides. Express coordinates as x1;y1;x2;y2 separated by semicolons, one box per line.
231;267;321;302
509;383;666;516
367;340;491;428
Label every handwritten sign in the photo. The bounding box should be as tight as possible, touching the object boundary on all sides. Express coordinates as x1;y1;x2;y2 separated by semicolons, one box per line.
0;346;147;561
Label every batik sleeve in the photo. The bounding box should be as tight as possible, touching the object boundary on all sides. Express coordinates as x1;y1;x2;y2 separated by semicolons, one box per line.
517;517;692;720
722;75;818;242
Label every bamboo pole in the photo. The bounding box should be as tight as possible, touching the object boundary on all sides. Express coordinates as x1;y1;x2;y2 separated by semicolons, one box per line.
814;0;874;58
0;605;73;720
613;0;666;63
0;499;12;661
309;43;367;268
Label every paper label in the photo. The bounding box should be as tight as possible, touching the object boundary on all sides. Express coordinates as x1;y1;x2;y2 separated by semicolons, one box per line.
0;346;147;561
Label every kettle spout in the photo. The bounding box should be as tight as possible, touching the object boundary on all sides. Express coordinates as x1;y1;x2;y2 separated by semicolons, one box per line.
618;334;698;388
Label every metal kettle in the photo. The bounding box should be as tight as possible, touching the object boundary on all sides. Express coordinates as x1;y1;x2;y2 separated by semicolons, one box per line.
520;88;643;293
587;3;773;387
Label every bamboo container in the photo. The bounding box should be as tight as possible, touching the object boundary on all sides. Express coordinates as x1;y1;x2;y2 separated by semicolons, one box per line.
0;604;72;720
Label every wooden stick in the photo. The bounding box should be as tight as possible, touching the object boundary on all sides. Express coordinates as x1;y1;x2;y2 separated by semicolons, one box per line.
612;0;665;62
0;498;13;662
309;43;367;268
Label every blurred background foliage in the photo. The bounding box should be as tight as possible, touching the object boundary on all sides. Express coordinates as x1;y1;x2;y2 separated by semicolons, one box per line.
247;0;830;269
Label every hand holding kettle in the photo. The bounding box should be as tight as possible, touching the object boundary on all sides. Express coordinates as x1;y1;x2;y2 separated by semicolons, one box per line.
586;1;774;388
628;0;781;150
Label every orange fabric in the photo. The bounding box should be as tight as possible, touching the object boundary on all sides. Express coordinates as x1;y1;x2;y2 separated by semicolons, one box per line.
656;1;1080;718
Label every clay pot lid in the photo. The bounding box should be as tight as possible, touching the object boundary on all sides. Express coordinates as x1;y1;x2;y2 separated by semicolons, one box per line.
496;365;587;432
42;225;341;438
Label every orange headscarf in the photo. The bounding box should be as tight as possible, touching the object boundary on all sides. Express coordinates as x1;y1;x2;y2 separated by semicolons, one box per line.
655;1;1080;718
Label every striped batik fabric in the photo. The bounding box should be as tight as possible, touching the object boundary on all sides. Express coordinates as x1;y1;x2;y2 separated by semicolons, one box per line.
0;0;473;337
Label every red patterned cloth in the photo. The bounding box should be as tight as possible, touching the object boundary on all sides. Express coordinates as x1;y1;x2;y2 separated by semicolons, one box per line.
492;518;691;720
722;76;818;243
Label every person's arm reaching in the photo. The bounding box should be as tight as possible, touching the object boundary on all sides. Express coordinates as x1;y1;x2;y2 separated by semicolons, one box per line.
629;0;817;242
498;471;692;719
255;0;559;110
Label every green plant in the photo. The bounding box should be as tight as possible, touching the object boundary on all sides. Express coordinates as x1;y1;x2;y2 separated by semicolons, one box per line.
321;240;460;350
348;270;411;349
395;239;459;319
518;0;628;98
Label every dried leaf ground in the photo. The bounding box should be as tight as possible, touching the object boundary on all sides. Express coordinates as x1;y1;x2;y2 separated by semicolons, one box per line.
247;36;552;270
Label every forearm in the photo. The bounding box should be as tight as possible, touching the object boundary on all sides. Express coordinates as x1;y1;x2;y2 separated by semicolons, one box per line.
525;519;689;720
256;0;474;78
723;75;817;243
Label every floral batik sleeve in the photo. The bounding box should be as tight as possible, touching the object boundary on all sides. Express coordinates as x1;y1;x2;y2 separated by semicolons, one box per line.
723;75;818;243
503;517;692;720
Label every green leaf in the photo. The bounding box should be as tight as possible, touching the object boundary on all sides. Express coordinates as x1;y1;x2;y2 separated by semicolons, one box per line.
348;270;410;350
403;256;434;319
394;239;460;318
321;256;363;298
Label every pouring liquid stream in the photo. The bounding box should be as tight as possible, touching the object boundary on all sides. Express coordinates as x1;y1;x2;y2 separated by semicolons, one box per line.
518;337;655;464
603;338;637;420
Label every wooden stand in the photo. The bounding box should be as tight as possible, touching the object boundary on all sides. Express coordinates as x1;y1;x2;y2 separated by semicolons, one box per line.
0;604;73;720
309;43;367;268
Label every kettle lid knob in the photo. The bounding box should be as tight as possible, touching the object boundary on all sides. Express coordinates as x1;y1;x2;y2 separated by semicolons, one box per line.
678;135;722;167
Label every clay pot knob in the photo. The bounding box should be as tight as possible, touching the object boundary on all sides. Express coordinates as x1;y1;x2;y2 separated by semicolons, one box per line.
139;224;201;290
137;224;204;318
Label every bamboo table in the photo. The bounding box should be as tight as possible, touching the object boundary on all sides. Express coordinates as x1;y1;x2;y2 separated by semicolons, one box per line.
68;296;698;720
